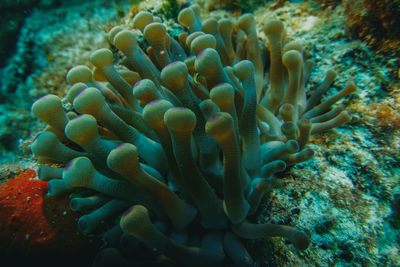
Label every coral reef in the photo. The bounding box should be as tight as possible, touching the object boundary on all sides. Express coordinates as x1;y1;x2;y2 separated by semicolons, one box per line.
0;0;122;164
352;92;400;129
29;2;357;265
343;0;400;53
314;0;400;54
0;0;71;68
314;0;342;9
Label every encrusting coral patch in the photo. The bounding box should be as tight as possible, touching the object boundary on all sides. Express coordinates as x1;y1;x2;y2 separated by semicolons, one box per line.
29;3;356;266
0;169;99;264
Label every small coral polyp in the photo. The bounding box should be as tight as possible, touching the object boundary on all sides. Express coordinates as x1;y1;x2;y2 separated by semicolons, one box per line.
30;4;356;266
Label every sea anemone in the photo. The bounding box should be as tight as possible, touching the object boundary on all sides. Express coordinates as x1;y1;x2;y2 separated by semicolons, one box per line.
30;4;356;266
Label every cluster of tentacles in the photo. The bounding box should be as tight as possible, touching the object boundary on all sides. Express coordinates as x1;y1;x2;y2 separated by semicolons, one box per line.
30;4;356;266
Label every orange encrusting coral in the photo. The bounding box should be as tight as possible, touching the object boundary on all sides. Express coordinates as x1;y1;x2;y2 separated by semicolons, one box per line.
0;169;94;255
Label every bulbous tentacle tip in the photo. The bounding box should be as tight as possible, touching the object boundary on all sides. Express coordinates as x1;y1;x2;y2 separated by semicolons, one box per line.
133;11;154;32
263;19;284;35
90;48;114;69
66;65;92;84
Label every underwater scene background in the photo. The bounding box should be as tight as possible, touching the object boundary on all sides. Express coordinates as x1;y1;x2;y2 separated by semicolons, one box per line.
0;0;399;266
